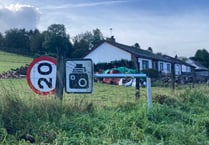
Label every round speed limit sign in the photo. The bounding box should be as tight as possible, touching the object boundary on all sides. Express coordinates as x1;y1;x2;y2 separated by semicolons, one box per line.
26;56;57;95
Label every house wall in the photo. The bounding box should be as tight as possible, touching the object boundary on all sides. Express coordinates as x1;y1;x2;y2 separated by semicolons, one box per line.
196;71;209;82
156;62;191;75
196;71;209;77
158;61;171;74
84;42;131;64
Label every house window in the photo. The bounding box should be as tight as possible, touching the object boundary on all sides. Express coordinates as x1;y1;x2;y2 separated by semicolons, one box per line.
160;63;163;72
187;66;191;72
152;61;158;70
142;60;149;70
175;64;181;75
167;63;171;72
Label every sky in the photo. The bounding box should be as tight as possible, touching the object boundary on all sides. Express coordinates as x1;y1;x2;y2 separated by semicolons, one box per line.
0;0;209;57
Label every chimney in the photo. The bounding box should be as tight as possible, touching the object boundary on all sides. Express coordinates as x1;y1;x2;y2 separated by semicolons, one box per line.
106;36;116;42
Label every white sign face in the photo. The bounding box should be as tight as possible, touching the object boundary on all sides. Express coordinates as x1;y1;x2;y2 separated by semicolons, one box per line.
26;56;57;95
65;59;93;93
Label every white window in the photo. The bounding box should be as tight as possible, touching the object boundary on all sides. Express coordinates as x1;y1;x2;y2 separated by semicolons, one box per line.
142;60;149;70
160;63;163;72
167;63;171;72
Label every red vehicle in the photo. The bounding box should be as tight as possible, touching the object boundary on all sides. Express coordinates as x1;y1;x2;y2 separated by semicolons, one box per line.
103;69;121;85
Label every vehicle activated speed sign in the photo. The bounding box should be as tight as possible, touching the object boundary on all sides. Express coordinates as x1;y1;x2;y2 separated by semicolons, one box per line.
26;56;57;95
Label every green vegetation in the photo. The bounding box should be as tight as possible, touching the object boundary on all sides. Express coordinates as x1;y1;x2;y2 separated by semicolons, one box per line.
0;26;104;58
0;79;209;145
0;51;32;73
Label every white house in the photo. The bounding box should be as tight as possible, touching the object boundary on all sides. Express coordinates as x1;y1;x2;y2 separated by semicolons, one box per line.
84;37;193;76
84;41;132;64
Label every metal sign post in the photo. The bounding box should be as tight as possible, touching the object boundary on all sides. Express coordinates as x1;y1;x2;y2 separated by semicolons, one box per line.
146;77;153;108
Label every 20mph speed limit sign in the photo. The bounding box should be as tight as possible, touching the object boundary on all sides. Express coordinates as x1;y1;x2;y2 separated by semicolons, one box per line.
26;56;57;95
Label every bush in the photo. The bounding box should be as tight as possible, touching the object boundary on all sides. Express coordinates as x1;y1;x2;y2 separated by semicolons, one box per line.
142;69;160;79
94;59;135;72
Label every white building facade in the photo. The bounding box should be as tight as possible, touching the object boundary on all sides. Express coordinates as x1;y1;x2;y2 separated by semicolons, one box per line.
84;42;131;64
84;40;193;77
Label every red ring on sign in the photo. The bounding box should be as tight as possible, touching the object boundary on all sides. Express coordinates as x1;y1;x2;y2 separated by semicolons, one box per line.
26;56;57;95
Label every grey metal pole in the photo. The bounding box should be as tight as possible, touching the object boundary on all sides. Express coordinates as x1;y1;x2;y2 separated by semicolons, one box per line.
147;77;153;108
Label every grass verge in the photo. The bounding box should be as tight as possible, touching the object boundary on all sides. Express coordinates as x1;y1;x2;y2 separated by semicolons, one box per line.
0;80;209;144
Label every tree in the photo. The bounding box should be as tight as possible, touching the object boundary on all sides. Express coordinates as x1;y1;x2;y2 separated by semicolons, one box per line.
71;31;92;58
191;49;209;68
133;43;141;49
92;28;104;47
4;28;30;53
71;28;104;58
0;32;4;47
71;39;89;58
147;47;153;53
43;24;72;57
29;29;44;53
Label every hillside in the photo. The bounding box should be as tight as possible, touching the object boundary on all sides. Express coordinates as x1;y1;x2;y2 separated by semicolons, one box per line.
0;50;32;73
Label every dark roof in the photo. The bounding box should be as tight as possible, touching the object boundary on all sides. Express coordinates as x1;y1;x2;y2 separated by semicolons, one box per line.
87;40;172;62
107;40;163;60
162;55;194;68
186;59;209;71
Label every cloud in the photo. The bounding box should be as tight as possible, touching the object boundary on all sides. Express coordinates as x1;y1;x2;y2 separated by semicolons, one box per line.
0;3;40;33
102;10;209;57
41;0;128;10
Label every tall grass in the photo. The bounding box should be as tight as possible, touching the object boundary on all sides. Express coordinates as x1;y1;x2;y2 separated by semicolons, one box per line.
0;79;209;144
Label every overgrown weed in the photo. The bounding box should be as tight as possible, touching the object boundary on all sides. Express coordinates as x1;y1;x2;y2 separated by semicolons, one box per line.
0;81;209;144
